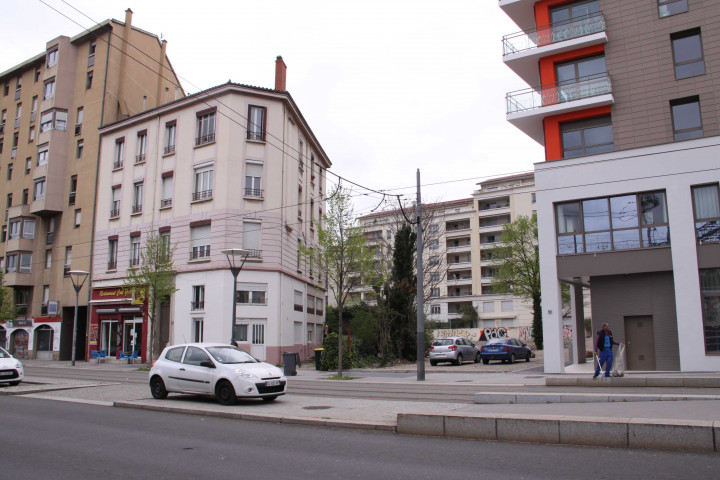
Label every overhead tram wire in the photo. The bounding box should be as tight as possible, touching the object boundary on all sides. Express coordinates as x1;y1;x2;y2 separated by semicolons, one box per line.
40;0;404;205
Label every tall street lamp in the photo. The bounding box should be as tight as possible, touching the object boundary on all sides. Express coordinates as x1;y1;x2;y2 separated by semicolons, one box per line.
68;270;89;366
222;249;250;346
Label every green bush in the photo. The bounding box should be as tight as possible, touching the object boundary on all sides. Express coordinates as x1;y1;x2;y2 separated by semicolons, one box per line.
321;332;359;371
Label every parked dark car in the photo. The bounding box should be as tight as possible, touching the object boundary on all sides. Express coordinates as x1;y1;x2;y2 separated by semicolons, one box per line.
479;337;532;364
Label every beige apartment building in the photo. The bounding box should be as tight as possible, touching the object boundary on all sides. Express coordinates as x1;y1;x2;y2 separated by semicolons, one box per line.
0;9;182;360
357;173;536;334
91;58;331;364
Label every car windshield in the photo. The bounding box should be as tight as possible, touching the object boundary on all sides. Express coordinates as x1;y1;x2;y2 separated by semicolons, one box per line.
486;338;507;345
0;347;10;358
206;346;258;364
433;339;453;346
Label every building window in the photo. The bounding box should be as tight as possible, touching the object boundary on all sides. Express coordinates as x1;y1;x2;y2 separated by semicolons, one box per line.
43;79;55;100
30;96;38;122
69;175;77;205
298;138;304;172
190;286;205;311
430;305;441;315
501;300;514;312
25;157;31;174
33;178;46;200
560;115;614;158
556;191;670;254
42;286;50;314
22;219;35;239
8;220;20;240
6;254;17;273
555;55;607;103
74;209;81;228
164;121;176;154
86;71;93;89
64;247;72;275
243;220;261;257
192;318;204;342
700;268;720;354
88;42;96;67
671;97;703;141
6;163;12;180
37;145;49;166
45;249;52;269
190;224;211;260
193;163;213;201
29;126;35;143
136;131;147;164
431;288;440;298
429;240;439;250
245;162;263;197
247;105;266;141
671;29;705;79
110;186;121;218
236;288;267;305
161;174;173;208
46;49;58;67
22;189;28;205
692;184;720;243
130;235;140;266
307;294;315;314
196;111;215;146
20;253;33;273
132;181;143;214
294;290;303;312
658;0;688;18
77;140;84;158
73;107;83;136
114;138;124;169
107;239;117;270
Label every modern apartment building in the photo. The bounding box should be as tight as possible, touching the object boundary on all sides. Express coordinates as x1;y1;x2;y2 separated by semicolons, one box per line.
358;174;536;333
91;58;330;364
0;10;182;360
500;0;720;371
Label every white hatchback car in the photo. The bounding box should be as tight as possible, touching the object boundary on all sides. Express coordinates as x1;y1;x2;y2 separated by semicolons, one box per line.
0;347;24;386
149;343;287;405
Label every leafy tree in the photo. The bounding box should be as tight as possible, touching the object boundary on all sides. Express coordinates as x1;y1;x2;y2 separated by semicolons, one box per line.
0;272;16;324
492;214;543;349
123;233;178;361
384;224;418;361
452;304;478;329
301;186;378;377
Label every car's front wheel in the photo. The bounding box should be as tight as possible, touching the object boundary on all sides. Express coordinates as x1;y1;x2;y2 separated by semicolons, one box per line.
455;354;463;366
215;380;237;406
430;360;438;366
262;396;278;402
150;376;168;399
8;380;21;386
526;352;531;362
482;358;489;365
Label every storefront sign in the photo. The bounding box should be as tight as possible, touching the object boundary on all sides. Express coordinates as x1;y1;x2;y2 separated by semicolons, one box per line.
89;323;98;346
14;319;33;327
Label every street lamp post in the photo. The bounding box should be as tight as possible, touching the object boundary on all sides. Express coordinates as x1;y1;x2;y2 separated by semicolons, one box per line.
68;270;89;366
222;249;250;346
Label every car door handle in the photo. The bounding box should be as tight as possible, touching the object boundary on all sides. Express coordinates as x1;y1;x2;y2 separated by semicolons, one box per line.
179;368;186;371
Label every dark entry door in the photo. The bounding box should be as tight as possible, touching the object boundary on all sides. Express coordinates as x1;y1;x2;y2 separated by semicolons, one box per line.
624;316;656;371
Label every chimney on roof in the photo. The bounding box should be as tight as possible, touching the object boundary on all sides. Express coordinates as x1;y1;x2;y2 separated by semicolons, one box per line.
125;8;133;28
275;56;287;91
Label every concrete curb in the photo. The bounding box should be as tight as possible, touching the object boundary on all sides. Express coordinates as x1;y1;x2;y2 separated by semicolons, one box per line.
473;391;720;404
547;377;720;388
113;401;395;432
397;413;720;452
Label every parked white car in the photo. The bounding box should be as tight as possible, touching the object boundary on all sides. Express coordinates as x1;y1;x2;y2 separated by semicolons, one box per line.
429;337;481;366
0;347;23;386
149;343;287;405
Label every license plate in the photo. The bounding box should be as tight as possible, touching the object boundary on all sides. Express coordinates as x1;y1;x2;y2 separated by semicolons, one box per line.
0;371;13;376
266;380;280;387
488;348;500;353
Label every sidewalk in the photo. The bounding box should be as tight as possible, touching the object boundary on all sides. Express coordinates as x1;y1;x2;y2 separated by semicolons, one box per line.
13;358;720;452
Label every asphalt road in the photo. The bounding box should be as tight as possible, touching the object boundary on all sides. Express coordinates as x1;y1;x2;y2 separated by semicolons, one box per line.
3;395;718;479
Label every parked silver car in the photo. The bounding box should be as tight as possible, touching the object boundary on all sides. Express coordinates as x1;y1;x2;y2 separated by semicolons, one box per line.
429;337;481;366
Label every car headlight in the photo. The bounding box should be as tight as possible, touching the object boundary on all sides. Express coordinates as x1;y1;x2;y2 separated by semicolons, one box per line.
15;361;22;369
233;369;259;380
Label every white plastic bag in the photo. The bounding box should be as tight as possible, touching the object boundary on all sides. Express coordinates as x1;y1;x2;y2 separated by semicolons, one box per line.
611;344;626;377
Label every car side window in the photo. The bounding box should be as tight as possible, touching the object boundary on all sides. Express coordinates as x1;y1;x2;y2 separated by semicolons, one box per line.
165;346;185;363
456;339;462;345
183;346;211;366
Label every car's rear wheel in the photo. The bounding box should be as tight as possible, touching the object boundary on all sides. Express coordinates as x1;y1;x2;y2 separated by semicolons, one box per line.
509;353;516;364
215;380;237;406
482;358;489;365
455;354;463;366
150;376;168;399
262;395;278;402
430;360;438;366
474;353;481;363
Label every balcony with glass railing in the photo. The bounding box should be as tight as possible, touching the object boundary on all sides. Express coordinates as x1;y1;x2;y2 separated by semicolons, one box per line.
506;73;613;144
503;13;607;86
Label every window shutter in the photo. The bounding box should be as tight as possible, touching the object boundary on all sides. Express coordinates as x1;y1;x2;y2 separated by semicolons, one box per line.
243;221;261;250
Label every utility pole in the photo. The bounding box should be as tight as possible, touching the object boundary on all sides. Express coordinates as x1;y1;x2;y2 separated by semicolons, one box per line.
416;169;425;381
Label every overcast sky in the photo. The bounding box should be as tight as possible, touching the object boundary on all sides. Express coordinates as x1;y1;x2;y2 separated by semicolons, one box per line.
2;0;543;216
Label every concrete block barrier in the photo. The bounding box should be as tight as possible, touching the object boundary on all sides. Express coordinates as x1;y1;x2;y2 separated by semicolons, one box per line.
496;415;560;444
628;419;716;452
397;413;444;437
559;416;630;447
444;415;496;440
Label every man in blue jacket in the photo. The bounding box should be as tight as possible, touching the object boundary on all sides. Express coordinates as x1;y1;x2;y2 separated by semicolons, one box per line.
594;323;622;379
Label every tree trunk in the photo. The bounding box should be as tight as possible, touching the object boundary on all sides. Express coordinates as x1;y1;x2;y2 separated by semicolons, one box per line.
337;304;343;377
